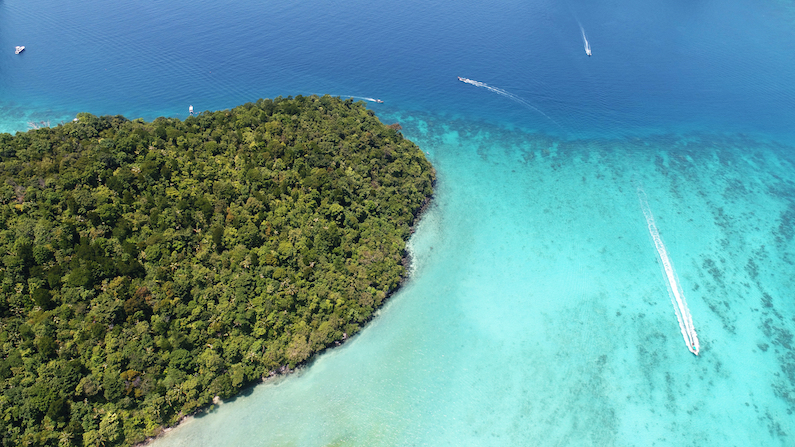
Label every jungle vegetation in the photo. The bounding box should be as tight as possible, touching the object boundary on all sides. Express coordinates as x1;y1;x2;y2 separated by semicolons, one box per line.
0;95;435;446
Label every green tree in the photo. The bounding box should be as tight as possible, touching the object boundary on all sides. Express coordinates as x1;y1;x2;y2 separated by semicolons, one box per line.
0;95;434;446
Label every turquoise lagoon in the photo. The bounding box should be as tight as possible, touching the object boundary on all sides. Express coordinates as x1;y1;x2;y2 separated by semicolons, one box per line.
1;0;795;444
152;116;795;446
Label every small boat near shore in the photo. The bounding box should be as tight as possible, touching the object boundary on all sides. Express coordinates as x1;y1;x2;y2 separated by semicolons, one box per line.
15;46;25;54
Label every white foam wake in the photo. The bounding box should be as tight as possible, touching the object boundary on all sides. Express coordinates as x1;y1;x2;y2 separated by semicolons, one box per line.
637;187;700;356
457;77;564;131
580;26;592;56
338;95;382;103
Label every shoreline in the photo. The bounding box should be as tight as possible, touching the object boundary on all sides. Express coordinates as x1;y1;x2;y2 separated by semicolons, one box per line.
135;165;436;447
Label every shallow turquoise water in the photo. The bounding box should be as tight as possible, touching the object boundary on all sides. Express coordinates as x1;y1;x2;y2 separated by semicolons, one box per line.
152;114;795;446
3;0;795;444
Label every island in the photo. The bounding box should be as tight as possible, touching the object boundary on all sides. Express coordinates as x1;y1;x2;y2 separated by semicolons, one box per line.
0;95;435;446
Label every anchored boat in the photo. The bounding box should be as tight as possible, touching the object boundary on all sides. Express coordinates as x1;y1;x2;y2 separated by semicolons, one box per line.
15;46;25;54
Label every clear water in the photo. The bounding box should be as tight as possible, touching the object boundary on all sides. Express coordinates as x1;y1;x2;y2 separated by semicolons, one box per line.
2;0;795;445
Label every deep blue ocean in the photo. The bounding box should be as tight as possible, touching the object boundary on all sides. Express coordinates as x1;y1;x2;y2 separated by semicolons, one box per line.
3;0;795;445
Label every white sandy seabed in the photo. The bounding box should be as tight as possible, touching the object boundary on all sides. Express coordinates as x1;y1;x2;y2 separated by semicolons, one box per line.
152;114;795;447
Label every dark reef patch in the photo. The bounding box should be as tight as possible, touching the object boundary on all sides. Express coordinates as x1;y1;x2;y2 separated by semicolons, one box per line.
745;258;759;279
774;203;795;244
702;258;724;285
761;292;774;309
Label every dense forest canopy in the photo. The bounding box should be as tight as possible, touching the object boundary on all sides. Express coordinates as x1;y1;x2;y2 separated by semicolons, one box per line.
0;95;435;446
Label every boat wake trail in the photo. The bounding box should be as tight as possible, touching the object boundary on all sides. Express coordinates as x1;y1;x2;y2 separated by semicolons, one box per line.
637;186;700;356
580;26;592;56
338;95;384;104
457;77;564;132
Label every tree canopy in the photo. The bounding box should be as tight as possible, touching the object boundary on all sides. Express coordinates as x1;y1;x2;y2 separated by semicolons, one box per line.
0;95;434;446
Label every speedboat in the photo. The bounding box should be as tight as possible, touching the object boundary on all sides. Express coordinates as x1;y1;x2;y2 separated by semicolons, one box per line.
15;46;25;54
375;99;384;103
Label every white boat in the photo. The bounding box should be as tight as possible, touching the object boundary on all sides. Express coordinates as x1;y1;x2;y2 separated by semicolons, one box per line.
15;46;25;54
